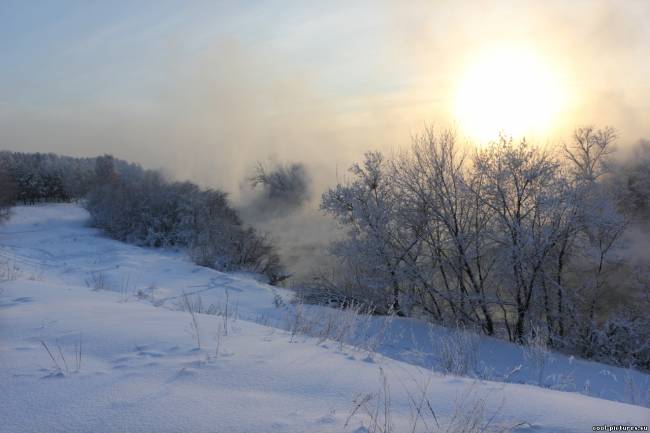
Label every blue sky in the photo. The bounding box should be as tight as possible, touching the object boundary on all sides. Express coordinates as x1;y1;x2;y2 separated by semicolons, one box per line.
0;1;402;108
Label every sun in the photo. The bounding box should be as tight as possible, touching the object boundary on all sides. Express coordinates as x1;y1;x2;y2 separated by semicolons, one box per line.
454;47;566;142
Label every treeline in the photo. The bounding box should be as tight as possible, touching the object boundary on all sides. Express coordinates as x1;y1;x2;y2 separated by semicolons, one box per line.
0;151;96;207
316;127;649;370
0;152;286;284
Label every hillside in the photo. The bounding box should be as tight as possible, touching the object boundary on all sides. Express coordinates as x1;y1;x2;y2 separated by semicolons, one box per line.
0;204;648;433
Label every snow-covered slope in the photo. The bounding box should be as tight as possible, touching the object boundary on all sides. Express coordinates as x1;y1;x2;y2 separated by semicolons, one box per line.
0;204;648;433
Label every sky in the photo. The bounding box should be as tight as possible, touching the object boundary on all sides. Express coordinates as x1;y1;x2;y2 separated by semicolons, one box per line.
1;0;649;194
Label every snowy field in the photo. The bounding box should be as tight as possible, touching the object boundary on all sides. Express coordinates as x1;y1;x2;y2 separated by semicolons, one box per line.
0;204;648;433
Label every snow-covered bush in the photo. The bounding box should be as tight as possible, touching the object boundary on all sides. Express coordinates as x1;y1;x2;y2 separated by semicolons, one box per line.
575;311;650;371
84;156;287;284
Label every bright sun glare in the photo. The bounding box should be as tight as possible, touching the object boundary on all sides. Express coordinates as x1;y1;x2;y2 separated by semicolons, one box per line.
454;47;566;141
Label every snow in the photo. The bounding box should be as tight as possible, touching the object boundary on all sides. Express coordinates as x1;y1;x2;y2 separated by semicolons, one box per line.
0;204;648;433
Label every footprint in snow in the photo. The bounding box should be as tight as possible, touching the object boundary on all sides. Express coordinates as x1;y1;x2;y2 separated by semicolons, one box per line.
0;297;34;308
183;360;207;368
315;412;336;424
512;423;545;432
137;350;165;358
112;356;133;363
169;367;197;382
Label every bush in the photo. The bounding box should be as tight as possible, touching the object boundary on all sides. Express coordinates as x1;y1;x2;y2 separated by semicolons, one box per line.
84;156;287;283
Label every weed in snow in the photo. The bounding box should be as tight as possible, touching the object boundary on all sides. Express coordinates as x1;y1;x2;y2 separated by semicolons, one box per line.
84;271;108;291
432;323;481;377
346;368;521;433
39;334;83;377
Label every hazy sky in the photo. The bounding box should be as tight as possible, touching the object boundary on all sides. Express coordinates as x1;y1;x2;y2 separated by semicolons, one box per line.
1;0;649;194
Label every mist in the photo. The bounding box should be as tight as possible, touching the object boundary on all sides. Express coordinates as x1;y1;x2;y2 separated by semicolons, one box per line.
241;161;311;219
1;0;649;276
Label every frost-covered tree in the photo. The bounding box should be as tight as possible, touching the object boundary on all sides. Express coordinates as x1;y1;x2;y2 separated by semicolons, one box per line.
321;151;413;314
320;126;641;368
391;129;497;333
473;137;572;342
